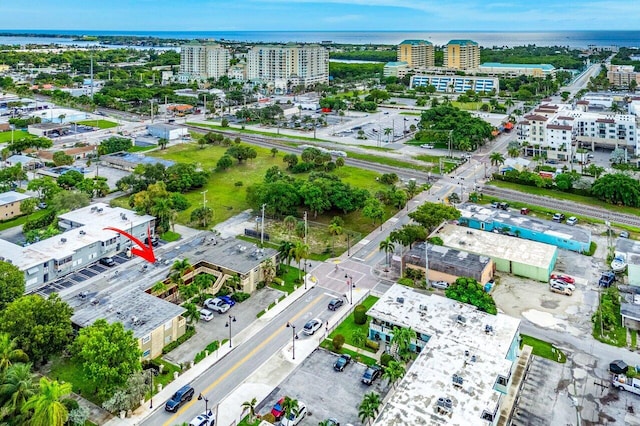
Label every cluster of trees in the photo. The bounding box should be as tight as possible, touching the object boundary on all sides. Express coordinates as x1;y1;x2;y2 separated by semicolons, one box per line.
6;135;52;155
0;260;145;425
0;164;26;192
611;47;640;72
247;167;369;218
385;202;460;251
445;277;498;315
481;45;586;69
128;181;191;233
417;104;494;152
117;162;208;194
329;49;396;62
98;136;132;155
329;62;384;82
235;104;283;123
499;74;559;100
28;174;104;210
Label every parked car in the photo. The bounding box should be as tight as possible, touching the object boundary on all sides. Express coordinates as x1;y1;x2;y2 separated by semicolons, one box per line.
189;410;214;426
204;298;230;314
599;271;616;287
362;365;383;385
322;419;339;426
520;207;530;215
199;309;214;322
549;279;575;291
431;281;449;290
165;384;195;412
271;397;286;421
610;359;629;375
566;216;578;226
144;236;159;247
420;144;434;149
490;201;500;208
334;354;352;372
620;231;630;238
218;295;236;307
549;282;572;296
550;274;575;284
280;401;307;426
303;318;323;335
328;298;344;311
552;213;566;222
99;257;116;267
498;202;509;210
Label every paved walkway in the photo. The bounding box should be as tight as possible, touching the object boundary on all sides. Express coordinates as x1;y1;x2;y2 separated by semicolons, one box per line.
342;343;382;362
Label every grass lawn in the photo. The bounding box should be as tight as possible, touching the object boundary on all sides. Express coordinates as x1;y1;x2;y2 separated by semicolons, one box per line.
328;295;379;351
151;359;182;390
0;208;50;232
76;119;118;129
451;101;483;111
0;129;29;143
489;179;640;217
143;141;391;238
519;334;567;363
186;121;332;143
161;231;181;242
319;339;377;366
49;355;102;404
128;146;156;153
238;416;261;426
345;150;432;172
269;265;303;295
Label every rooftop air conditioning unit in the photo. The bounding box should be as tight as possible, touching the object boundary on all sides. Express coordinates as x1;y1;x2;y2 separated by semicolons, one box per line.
396;297;404;304
61;238;67;243
79;230;86;235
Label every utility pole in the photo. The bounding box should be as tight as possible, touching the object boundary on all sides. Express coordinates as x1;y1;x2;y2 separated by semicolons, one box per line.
425;241;429;285
203;94;207;119
201;190;208;228
260;203;266;245
304;211;308;246
90;50;94;99
150;100;154;123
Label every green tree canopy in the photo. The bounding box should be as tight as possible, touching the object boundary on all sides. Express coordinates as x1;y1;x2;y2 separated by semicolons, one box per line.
445;277;497;315
0;261;25;310
408;202;460;231
591;173;640;207
71;319;142;398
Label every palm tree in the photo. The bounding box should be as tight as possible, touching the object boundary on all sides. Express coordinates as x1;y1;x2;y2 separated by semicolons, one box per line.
170;259;193;282
0;362;36;421
383;128;393;143
182;302;200;324
489;152;505;167
379;238;395;268
291;241;309;283
283;216;297;239
282;396;299;421
382;360;406;389
610;103;623;114
151;198;174;234
0;333;28;373
358;392;382;425
241;397;257;422
278;241;294;267
22;377;72;426
351;329;366;348
158;138;168;150
193;273;214;297
406;180;419;199
504;98;515;114
391;327;417;361
151;281;168;297
507;147;520;158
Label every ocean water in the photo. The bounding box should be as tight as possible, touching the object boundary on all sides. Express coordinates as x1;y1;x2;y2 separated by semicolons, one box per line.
1;30;640;48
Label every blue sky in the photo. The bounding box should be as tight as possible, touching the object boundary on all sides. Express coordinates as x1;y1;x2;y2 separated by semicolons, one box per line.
3;0;639;31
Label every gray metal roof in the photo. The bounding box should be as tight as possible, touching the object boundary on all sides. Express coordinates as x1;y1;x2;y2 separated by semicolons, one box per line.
404;243;491;277
188;236;278;275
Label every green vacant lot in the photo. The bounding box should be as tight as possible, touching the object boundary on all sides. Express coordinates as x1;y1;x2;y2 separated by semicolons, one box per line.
76;119;118;129
142;140;391;235
0;129;29;143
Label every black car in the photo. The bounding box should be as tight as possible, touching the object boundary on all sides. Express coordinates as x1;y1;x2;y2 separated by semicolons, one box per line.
99;257;116;267
328;298;344;311
334;354;352;372
610;360;629;375
361;365;383;385
165;384;195;412
498;202;509;210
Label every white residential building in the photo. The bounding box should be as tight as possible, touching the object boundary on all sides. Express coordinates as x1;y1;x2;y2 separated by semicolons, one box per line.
246;44;328;90
517;103;639;158
179;42;231;82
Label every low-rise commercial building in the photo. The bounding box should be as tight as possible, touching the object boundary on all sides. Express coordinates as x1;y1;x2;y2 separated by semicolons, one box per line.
615;238;640;287
457;204;592;253
402;242;494;284
410;74;498;94
101;152;175;172
438;224;558;282
0;191;32;220
479;63;556;78
368;284;527;426
383;61;410;78
27;122;71;137
5;154;43;170
147;123;188;140
0;203;155;293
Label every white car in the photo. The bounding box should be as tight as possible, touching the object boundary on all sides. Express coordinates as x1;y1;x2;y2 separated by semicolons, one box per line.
549;278;575;291
280;402;307;426
199;309;214;322
431;281;449;290
566;216;578;226
420;144;434;149
204;298;230;314
189;410;214;426
303;318;323;335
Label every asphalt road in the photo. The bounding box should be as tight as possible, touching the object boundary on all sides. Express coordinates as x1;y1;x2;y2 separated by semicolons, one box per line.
144;287;333;426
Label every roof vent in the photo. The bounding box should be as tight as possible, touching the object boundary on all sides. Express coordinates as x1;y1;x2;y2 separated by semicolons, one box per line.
436;397;453;414
457;315;466;325
131;316;138;324
90;298;99;306
122;215;127;221
419;304;428;311
61;238;67;243
485;324;494;334
396;297;404;304
97;208;103;213
91;206;97;212
79;230;86;235
470;355;477;363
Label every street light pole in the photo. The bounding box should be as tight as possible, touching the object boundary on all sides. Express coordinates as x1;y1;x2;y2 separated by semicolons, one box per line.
225;315;236;348
286;322;298;360
201;190;208;228
260;203;266;245
197;393;210;417
345;274;353;304
148;369;154;409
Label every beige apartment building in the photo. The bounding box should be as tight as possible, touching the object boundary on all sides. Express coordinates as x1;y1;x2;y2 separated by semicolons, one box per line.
246;44;329;88
0;191;31;221
397;40;434;68
607;65;640;88
179;41;231;82
444;39;480;70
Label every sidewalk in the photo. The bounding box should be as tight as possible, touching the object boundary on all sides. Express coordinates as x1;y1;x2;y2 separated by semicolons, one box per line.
342;343;382;363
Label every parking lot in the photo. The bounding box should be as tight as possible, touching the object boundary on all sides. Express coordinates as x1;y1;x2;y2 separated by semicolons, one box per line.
257;348;390;425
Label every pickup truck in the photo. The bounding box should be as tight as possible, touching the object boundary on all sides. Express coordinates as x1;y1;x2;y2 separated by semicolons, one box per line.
613;374;640;396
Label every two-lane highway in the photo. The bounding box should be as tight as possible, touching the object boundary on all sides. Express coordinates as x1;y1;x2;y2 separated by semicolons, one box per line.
143;287;333;426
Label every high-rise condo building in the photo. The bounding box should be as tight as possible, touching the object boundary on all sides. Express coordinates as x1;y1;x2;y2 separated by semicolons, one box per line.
246;44;329;88
179;42;231;82
444;40;480;70
397;40;434;68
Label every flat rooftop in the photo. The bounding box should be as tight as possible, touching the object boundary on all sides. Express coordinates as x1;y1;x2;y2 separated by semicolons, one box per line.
0;191;31;206
438;224;557;270
0;239;49;270
370;285;520;426
459;204;591;244
405;242;491;276
69;284;185;339
187;236;278;275
481;62;555;71
58;202;154;231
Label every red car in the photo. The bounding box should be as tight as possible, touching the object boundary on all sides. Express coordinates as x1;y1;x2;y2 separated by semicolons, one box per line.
271;397;285;420
551;274;575;284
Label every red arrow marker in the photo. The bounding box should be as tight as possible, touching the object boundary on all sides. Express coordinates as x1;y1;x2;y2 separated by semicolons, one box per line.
104;225;156;263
